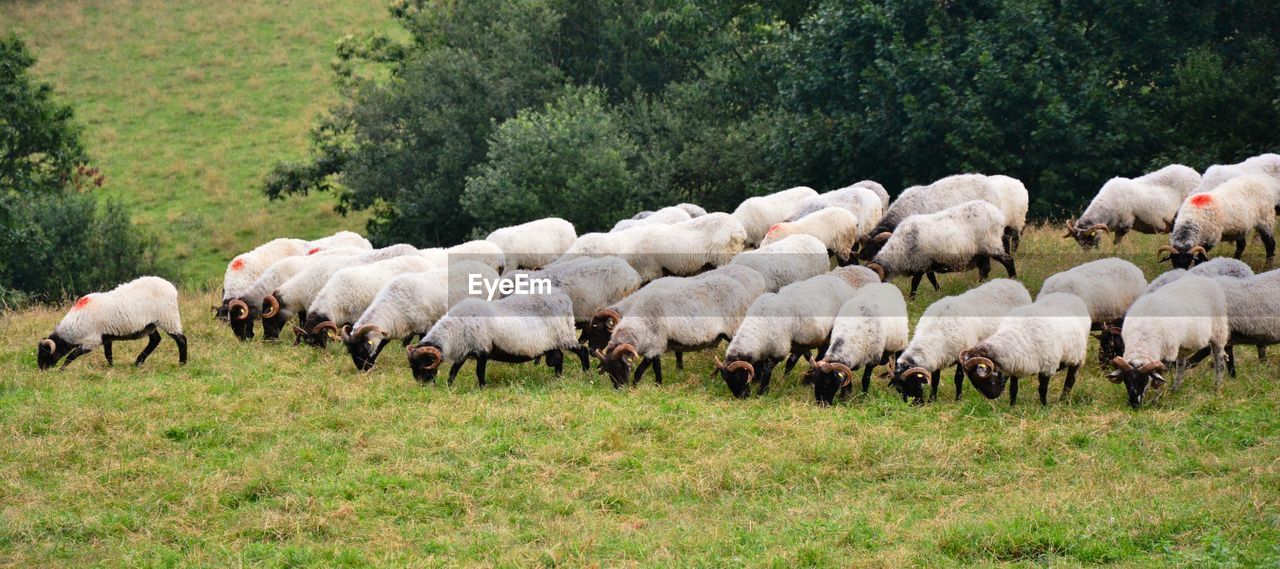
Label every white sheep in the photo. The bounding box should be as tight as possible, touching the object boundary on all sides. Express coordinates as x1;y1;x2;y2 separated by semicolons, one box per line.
806;283;908;404
1064;164;1200;249
866;200;1015;298
562;213;747;281
958;293;1091;406
715;266;882;398
785;181;886;237
522;256;643;327
418;240;506;272
595;272;761;388
37;276;187;369
259;244;421;340
341;261;499;371
295;255;437;347
728;234;831;292
761;207;861;264
865;173;1028;257
223;247;367;340
1161;174;1278;268
1109;274;1229;408
218;231;371;318
892;279;1033;403
1038;258;1146;364
675;203;708;217
407;291;585;386
1205;269;1280;372
610;206;693;232
1194;153;1280;195
732;186;820;246
484;218;576;270
1144;257;1254;294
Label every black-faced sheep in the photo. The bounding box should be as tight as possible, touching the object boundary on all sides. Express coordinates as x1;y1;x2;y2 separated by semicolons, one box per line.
865;200;1015;298
562;213;747;281
1160;175;1278;269
217;231;371;320
224;247;367;341
1064;164;1199;249
484;218;576;271
862;174;1027;258
804;283;908;404
958;293;1091;406
38;276;187;369
295;255;437;348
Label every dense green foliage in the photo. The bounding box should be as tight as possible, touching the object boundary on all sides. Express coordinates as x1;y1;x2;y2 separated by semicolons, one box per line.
0;34;155;304
268;0;1279;246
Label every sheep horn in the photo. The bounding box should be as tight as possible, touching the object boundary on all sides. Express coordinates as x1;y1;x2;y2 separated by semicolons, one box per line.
821;361;856;387
40;338;55;352
311;321;340;339
1111;356;1133;371
872;231;892;243
350;324;385;341
900;366;930;383
610;343;639;362
410;345;442;370
228;298;250;320
594;308;622;330
262;294;280;319
1062;218;1076;238
1087;224;1109;234
340;324;352;342
593;348;607;360
961;356;996;379
292;325;306;345
1139;360;1165;373
725;360;754;383
866;262;885;282
1156;245;1178;256
1188;245;1207;257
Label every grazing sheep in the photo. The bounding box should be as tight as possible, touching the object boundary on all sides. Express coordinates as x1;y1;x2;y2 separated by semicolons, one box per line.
484;218;576;270
1160;175;1278;268
761;207;861;263
1207;269;1280;372
419;240;506;272
732;186;820;246
1194;153;1280;196
37;276;186;369
217;231;371;319
341;261;499;371
610;206;693;232
223;247;367;340
523;256;643;327
1109;274;1229;408
892;279;1033;403
729;234;831;292
563;213;747;281
259;244;421;340
1038;258;1147;364
595;272;760;388
296;255;437;348
865;200;1015;298
716;266;881;398
863;174;1028;258
805;283;909;404
1064;164;1200;249
785;182;886;237
406;292;586;387
958;293;1091;406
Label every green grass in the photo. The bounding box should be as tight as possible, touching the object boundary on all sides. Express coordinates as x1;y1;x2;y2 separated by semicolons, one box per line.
0;0;388;286
3;227;1279;567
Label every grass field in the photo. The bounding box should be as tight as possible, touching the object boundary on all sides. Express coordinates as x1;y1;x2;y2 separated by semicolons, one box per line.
3;227;1279;567
0;0;389;285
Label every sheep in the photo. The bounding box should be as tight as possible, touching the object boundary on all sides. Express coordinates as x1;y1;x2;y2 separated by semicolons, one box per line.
562;213;746;281
732;186;820;246
1064;164;1200;249
594;271;762;388
37;276;186;369
521;256;642;328
957;293;1091;406
258;244;421;340
610;206;693;232
418;240;506;272
804;283;909;404
728;234;831;292
217;231;371;319
785;181;886;237
341;261;499;371
484;218;576;270
865;200;1015;298
715;266;882;398
1108;274;1229;408
1202;269;1280;373
761;207;862;264
1194;153;1280;196
295;255;437;348
863;173;1028;258
675;203;708;217
1037;258;1147;364
1144;258;1254;294
223;247;367;340
1159;174;1278;269
406;291;586;387
892;279;1032;404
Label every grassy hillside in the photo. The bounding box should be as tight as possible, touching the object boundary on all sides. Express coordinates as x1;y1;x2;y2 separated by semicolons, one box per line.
0;0;389;286
3;227;1278;567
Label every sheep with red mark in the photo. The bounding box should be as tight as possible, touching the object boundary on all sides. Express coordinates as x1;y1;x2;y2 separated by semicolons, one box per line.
1160;175;1278;269
38;276;187;369
1064;164;1200;249
217;231;370;320
761;207;861;264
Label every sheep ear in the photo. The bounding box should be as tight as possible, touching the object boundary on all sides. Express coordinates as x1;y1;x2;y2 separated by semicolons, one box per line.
1107;370;1123;384
1150;373;1167;387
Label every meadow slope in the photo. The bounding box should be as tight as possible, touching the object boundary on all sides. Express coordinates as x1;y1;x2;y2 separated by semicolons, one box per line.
3;227;1279;567
0;0;389;285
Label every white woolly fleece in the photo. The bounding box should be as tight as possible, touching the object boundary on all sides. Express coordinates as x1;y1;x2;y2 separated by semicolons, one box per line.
55;276;182;349
732;186;820;245
971;293;1090;378
873;200;1007;275
896;279;1033;374
424;292;579;362
1121;274;1229;367
1038;258;1146;323
485;218;577;271
825;283;909;368
729;234;830;292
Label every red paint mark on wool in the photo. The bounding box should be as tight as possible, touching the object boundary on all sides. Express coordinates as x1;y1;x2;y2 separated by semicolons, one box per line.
230;258;246;271
767;224;784;236
307;247;321;255
1190;194;1214;207
73;296;91;310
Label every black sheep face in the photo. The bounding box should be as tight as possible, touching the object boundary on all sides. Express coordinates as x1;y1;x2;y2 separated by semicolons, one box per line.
1072;230;1102;250
345;338;379;372
598;354;633;388
718;358;757;399
808;369;845;405
890;362;930;403
1096;325;1124;365
582;320;613;352
37;334;72;370
229;309;256;341
1168;251;1198;270
407;343;443;383
965;366;1008;399
1108;367;1166;409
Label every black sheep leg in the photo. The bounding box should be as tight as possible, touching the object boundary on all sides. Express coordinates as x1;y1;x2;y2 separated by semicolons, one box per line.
574;346;590;372
169;333;188;365
652;356;663;385
675;351;684;370
474;355;489;387
975;256;992;280
1225;344;1236;378
1009;376;1019;406
926;271;940;290
929;369;941;402
860;364;874;393
996;254;1017;277
815;345;828;361
135;331;163;366
953;363;965;401
1062;365;1079;401
632;358;652;386
1234;239;1247;259
909;273;923;298
60;346;91;369
784;350;809;375
757;360;779;396
548;349;565;377
1260;227;1276;264
447;359;467;386
1037;373;1050;406
103;339;114;366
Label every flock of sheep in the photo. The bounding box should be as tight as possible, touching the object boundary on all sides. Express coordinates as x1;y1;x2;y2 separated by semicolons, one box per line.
34;153;1280;409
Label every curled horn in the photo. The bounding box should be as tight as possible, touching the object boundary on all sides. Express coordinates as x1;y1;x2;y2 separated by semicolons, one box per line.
872;231;892;243
866;262;885;282
1188;245;1207;257
593;348;607;360
228;299;250;320
261;294;280;319
350;324;385;341
594;308;622;330
410;345;442;369
819;360;856;387
1063;218;1076;238
1111;356;1133;371
40;338;55;352
1087;223;1109;234
609;343;639;362
341;324;352;342
961;355;996;378
311;321;340;339
900;366;930;382
725;360;755;383
1156;245;1178;256
1139;360;1165;373
711;355;726;378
